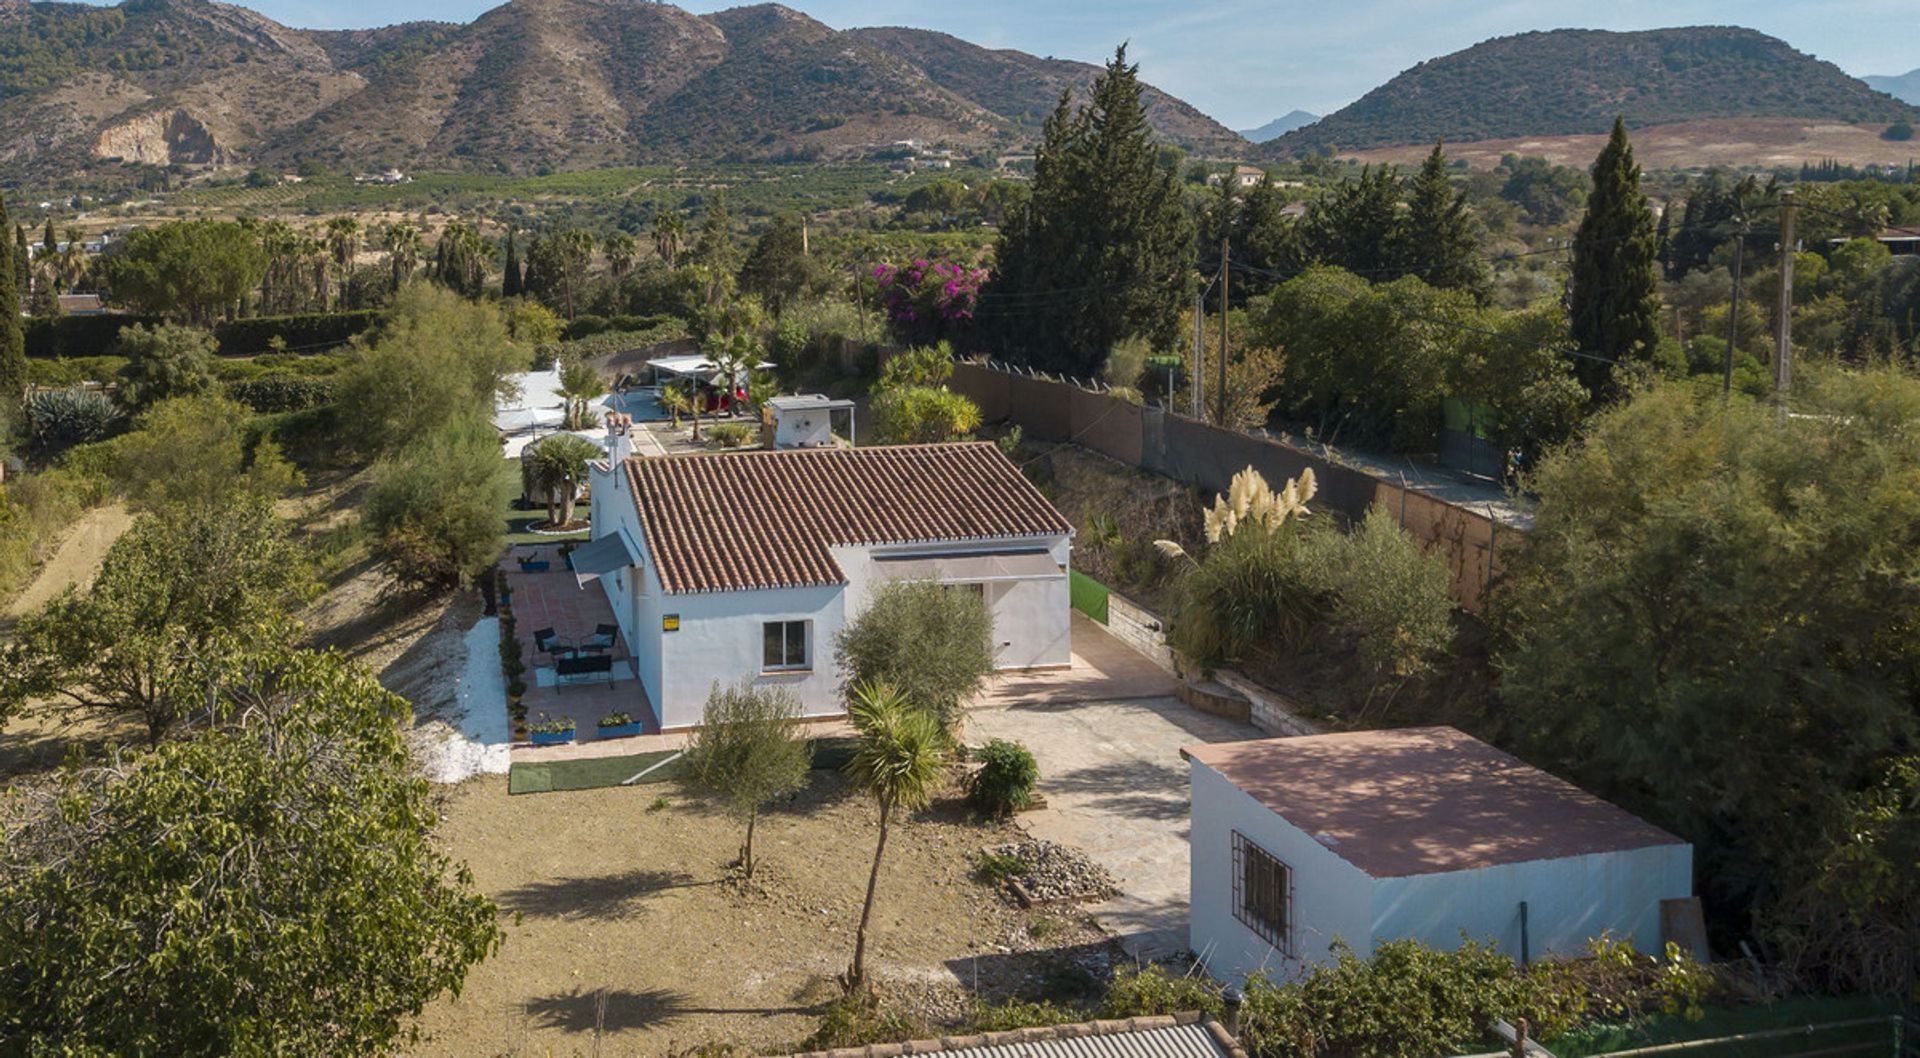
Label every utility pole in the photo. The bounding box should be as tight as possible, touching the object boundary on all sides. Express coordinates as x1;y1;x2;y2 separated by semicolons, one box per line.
1773;189;1795;402
1721;227;1746;399
1216;234;1229;426
1191;288;1205;418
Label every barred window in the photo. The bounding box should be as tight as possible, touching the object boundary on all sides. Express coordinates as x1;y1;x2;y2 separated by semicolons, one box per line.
1232;831;1291;952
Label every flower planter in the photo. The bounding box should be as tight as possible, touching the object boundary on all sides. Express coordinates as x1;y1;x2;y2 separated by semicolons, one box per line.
530;729;576;746
597;721;643;739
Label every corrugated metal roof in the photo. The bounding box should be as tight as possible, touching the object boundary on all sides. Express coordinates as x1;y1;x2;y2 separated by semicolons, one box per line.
932;1023;1230;1057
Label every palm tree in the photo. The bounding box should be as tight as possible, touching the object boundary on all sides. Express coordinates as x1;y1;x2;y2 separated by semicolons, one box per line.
604;231;637;281
324;217;360;308
842;681;948;994
524;434;602;528
58;226;86;291
706;334;756;418
556;360;607;430
652;211;685;268
383;221;424;292
658;383;690;429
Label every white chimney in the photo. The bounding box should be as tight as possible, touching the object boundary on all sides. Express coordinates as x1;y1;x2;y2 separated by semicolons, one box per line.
606;412;634;465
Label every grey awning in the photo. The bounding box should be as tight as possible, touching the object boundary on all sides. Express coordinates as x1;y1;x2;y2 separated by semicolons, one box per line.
872;549;1062;583
571;532;641;587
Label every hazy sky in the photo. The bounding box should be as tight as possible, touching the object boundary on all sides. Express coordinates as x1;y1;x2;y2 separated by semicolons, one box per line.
92;0;1920;128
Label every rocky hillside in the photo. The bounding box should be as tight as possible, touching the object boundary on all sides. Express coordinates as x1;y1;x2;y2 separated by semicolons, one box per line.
0;0;1244;181
1267;26;1919;156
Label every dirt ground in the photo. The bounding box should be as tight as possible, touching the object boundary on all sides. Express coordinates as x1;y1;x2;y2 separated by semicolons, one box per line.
1342;117;1917;171
1;502;134;622
408;772;1115;1057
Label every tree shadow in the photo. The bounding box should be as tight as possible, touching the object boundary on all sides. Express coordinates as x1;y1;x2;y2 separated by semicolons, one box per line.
1046;759;1191;821
498;867;704;921
525;987;815;1033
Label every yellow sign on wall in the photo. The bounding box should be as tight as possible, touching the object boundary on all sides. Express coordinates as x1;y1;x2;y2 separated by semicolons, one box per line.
663;614;681;632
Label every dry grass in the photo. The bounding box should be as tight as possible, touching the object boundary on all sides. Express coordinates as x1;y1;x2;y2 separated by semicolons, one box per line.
1343;118;1917;170
408;772;1110;1056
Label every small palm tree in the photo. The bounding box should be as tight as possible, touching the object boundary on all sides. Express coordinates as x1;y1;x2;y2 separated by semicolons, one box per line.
556;361;607;430
384;221;424;291
843;681;949;994
604;231;637;281
524;434;602;527
706;334;757;418
652;211;686;268
325;216;360;308
658;384;689;428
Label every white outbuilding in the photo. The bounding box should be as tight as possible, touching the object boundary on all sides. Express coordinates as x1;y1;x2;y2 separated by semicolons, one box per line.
1184;727;1693;984
584;433;1074;729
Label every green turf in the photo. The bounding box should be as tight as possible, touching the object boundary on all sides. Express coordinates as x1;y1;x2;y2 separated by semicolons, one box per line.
1550;996;1900;1058
507;737;859;795
500;476;591;546
508;749;684;795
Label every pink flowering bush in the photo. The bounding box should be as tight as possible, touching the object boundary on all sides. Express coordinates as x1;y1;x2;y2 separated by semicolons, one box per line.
872;258;987;345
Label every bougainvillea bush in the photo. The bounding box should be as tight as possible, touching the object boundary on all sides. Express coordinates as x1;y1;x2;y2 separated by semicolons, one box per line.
873;258;987;346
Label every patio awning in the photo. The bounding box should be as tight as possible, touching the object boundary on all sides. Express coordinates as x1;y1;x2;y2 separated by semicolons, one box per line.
872;550;1062;584
571;532;641;588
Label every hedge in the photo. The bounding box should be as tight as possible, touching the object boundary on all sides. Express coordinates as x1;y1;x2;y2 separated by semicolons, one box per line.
25;311;379;360
225;375;335;413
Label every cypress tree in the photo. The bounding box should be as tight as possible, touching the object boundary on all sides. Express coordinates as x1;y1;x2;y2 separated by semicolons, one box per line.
42;217;55;260
1569;117;1661;398
0;194;27;410
1233;173;1303;299
1398;142;1488;300
1654;201;1673;280
1304;165;1403;278
502;228;523;298
986;45;1194;375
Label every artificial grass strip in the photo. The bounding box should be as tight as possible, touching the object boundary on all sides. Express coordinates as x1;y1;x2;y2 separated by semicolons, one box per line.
508;738;857;795
508;750;682;795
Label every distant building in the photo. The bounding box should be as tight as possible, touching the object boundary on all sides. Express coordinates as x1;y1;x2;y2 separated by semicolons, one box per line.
1208;165;1268;189
1185;727;1693;985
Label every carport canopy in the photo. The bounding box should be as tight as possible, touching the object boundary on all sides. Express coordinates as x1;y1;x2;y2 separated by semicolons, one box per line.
571;532;641;588
873;549;1061;583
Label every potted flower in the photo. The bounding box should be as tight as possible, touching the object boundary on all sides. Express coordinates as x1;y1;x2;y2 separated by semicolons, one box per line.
529;713;576;746
598;711;642;738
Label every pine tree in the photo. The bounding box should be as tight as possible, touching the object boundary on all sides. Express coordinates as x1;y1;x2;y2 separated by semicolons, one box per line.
1569;117;1661;398
1398;143;1488;300
1233;173;1303;299
1305;165;1404;278
0;194;27;411
986;45;1194;375
501;228;523;298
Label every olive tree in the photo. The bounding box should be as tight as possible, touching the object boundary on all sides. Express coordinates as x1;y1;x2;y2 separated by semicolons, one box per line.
0;639;503;1054
682;682;813;879
835;578;993;735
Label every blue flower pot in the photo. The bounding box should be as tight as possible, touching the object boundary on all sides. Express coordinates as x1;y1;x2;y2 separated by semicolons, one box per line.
530;729;576;746
597;721;643;739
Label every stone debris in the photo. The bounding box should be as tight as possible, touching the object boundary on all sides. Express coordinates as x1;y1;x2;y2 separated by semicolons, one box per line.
984;839;1118;903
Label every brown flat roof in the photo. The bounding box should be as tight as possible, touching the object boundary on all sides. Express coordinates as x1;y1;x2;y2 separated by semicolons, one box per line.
1183;727;1684;878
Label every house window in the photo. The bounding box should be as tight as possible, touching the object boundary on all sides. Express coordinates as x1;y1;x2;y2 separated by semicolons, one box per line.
762;620;810;672
1232;831;1291;952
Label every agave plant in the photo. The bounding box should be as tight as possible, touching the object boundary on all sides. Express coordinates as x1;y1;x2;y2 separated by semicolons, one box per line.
25;387;120;456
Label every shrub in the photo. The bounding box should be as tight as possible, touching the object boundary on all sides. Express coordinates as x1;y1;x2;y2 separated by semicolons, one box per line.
974;850;1030;885
362;414;511;590
211;311;378;356
24;387;121;457
1301;507;1454;678
1100;964;1224;1019
968;739;1038;815
963;999;1079;1032
530;714;575;735
26;356;128;388
598;711;636;728
871;385;980;444
115;322;218;411
800;992;921;1051
835;578;994;734
225;374;334;413
706;422;757;448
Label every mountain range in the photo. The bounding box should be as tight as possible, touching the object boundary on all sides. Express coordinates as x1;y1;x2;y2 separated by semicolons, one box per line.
1864;69;1920;106
0;0;1243;181
1238;110;1319;143
1267;27;1919;157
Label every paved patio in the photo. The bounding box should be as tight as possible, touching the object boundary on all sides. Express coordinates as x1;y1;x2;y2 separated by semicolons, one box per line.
968;611;1263;962
502;545;655;746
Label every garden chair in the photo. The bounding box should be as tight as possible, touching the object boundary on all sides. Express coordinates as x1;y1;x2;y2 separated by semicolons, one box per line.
578;623;618;654
532;628;570;662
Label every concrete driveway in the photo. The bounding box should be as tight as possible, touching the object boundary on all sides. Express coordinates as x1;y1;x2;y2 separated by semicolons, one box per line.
968;612;1262;960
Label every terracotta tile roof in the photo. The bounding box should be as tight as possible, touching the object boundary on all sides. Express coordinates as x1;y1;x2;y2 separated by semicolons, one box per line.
625;442;1072;594
1183;727;1686;879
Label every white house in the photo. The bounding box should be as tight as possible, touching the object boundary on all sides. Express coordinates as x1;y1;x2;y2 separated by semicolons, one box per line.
583;431;1074;729
767;394;856;450
1184;727;1692;985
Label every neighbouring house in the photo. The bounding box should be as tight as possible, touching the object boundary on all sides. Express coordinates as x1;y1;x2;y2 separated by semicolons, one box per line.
584;427;1074;728
1184;727;1693;985
766;394;855;450
1208;164;1268;189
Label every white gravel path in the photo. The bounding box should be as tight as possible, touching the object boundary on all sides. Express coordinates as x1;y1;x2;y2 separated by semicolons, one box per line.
414;617;512;784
